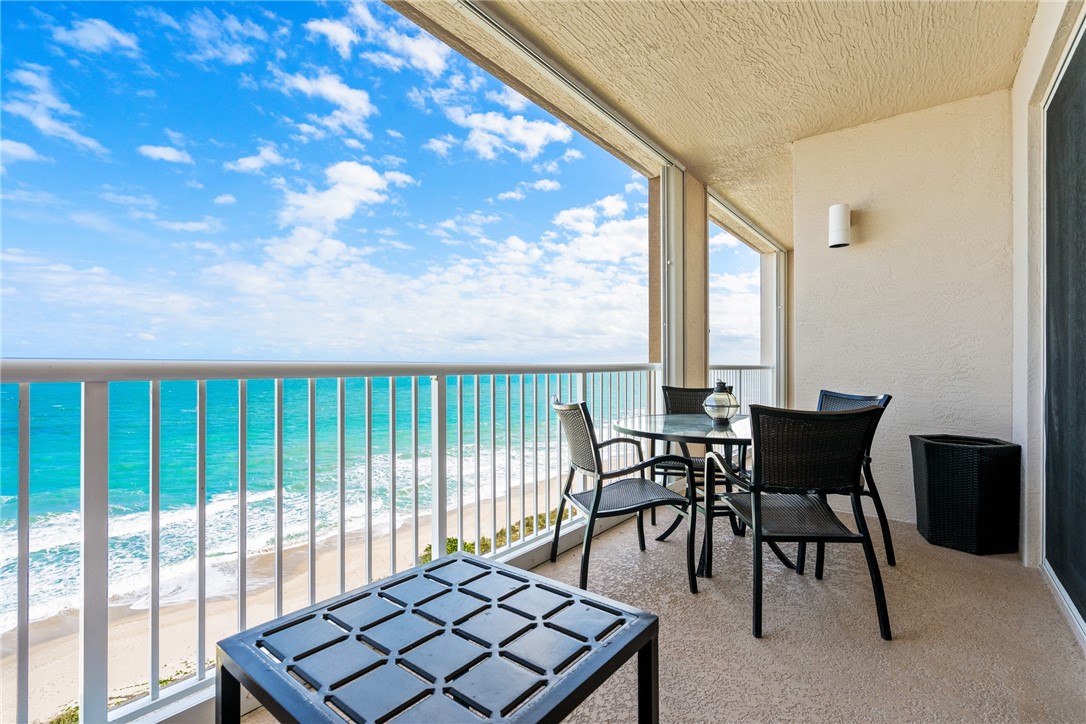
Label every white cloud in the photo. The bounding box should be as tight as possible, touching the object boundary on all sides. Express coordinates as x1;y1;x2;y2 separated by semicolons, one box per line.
138;145;194;164
137;7;181;31
445;108;572;161
224;143;287;173
99;191;156;207
553;206;597;234
486;86;529;111
3;64;107;154
550;215;647;266
533;148;584;175
710;230;740;249
495;178;560;203
553;195;627;233
432;211;500;239
347;1;450;77
423;135;455;157
361;51;405;72
304;18;360;60
343;138;364;150
380;238;413;251
157;216;223;232
278;161;415;232
2;189;58;205
165;129;187;146
261;227;358;267
52;18;140;56
69;211;123;233
381;30;449;77
708;270;761;354
1;139;50;166
185;8;268;65
596;194;627;217
347;1;382;33
273;69;376;138
385;129;404;139
406;87;427;111
383;171;414;187
711;270;758;294
292;122;326;142
213;194;237;205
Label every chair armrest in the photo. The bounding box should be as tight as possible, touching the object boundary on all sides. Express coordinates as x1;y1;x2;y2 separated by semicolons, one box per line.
705;451;751;491
598;437;644;463
604;454;693;483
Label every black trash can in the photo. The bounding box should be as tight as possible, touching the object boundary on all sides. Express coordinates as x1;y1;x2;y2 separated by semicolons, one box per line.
909;434;1021;554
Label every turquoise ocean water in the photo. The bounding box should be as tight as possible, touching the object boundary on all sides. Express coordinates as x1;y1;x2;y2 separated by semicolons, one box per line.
0;373;636;631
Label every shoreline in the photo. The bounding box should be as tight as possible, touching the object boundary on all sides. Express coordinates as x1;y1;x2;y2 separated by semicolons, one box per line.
0;474;566;723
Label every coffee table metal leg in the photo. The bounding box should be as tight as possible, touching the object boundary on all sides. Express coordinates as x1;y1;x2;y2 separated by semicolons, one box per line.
637;635;659;724
216;658;241;724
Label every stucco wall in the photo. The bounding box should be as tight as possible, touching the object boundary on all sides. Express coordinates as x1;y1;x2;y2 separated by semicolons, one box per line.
792;92;1013;522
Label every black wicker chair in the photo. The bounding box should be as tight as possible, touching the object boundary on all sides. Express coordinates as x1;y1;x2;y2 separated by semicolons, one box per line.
549;398;698;592
658;386;715;469
796;390;895;571
707;404;892;640
651;386;713;537
654;385;749;555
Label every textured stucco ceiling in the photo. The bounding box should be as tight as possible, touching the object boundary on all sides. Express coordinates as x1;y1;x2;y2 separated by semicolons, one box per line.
392;1;1037;249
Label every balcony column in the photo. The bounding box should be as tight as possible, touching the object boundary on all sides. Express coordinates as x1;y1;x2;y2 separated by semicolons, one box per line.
654;165;709;388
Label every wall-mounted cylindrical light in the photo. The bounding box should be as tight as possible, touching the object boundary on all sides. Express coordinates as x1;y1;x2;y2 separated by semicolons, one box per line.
828;203;851;248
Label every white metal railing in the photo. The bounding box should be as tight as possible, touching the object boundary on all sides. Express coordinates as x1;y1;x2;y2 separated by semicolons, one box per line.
0;359;665;723
709;364;776;414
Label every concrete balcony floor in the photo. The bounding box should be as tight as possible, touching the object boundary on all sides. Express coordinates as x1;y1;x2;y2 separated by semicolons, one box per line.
244;514;1086;722
534;515;1086;722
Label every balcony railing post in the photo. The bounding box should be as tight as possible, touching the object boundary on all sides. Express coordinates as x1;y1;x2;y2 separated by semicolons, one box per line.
196;380;207;680
237;380;247;629
17;384;30;724
308;378;317;605
389;377;397;575
274;378;284;617
81;380;109;724
430;375;448;560
150;381;161;700
337;378;346;593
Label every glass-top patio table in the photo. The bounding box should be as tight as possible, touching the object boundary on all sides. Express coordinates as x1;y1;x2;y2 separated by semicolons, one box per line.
613;413;751;448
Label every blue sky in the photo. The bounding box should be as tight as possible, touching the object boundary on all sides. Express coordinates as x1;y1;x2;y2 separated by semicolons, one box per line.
1;1;759;364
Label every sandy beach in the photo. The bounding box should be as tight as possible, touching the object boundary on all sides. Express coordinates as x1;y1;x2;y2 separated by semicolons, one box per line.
1;473;569;723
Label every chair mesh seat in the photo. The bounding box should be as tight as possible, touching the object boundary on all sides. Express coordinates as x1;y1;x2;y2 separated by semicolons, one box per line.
724;492;860;540
570;478;688;516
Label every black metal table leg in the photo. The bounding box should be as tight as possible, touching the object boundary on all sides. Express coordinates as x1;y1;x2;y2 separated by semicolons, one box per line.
637;634;659;724
216;658;241;724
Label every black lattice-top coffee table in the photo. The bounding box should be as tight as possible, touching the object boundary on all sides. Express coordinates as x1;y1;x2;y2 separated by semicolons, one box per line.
216;552;659;723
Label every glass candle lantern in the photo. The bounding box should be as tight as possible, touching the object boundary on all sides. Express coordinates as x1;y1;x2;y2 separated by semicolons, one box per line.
703;381;739;427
